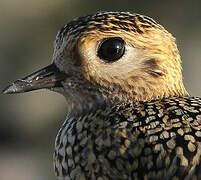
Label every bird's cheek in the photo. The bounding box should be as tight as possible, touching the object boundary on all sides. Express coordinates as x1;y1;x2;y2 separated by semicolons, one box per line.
61;79;77;89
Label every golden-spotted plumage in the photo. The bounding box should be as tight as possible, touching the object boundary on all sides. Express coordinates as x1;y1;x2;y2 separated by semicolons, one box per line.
54;96;201;180
3;11;201;179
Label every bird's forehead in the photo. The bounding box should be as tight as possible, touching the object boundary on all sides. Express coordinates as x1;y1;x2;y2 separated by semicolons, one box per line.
54;11;160;49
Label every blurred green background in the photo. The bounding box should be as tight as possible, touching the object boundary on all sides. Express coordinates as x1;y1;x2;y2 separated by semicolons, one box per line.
1;0;201;179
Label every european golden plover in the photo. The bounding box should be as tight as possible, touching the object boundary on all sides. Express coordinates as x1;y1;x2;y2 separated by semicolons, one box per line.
3;11;201;180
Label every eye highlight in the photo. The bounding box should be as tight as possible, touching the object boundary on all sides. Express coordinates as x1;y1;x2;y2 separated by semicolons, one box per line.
97;37;125;62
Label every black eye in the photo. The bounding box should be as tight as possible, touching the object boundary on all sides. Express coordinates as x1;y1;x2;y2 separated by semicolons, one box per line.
98;37;125;62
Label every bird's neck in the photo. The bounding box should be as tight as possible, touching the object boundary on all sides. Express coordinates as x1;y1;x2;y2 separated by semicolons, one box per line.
61;76;188;117
62;90;115;117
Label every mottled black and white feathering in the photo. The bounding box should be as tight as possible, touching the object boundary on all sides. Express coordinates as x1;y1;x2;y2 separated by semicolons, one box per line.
3;11;201;180
54;97;201;180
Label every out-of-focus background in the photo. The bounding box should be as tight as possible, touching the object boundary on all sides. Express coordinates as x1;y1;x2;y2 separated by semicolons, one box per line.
0;1;201;179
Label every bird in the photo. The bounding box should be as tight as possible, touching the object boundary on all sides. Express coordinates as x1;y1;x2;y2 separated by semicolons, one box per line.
3;11;201;180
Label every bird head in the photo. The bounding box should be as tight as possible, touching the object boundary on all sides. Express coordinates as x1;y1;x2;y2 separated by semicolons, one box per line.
3;12;188;106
